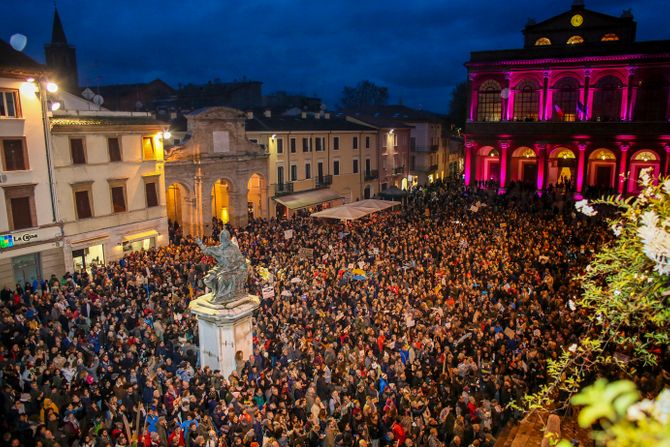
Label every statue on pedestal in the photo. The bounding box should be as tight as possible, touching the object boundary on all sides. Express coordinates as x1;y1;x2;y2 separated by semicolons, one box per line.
196;229;248;305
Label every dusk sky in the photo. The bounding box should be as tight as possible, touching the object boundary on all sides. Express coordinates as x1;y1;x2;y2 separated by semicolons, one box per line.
3;0;670;112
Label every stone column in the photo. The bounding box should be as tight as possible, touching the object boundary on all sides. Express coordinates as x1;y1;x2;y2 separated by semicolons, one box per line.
499;141;510;191
665;145;670;176
464;141;475;186
469;74;478;121
503;73;512;121
626;68;637;121
617;143;630;194
535;143;547;192
229;191;249;228
576;142;587;197
541;72;550;121
582;69;591;121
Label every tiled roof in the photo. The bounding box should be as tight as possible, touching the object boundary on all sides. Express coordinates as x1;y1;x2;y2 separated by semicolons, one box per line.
245;115;376;132
50;115;163;129
0;39;44;75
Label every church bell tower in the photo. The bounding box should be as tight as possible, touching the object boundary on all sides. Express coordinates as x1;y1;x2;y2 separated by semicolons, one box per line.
44;8;79;92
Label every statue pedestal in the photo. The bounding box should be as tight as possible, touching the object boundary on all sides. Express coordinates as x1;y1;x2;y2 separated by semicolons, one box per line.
189;293;260;378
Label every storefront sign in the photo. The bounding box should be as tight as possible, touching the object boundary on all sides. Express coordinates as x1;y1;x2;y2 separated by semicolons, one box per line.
0;231;40;248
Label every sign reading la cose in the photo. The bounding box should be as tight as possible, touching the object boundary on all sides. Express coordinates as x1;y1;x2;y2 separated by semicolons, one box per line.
0;231;39;249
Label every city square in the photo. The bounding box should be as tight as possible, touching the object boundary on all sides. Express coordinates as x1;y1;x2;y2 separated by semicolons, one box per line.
0;1;669;446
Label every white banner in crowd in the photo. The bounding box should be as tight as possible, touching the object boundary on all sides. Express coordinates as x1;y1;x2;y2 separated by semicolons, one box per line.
284;229;294;240
262;287;275;299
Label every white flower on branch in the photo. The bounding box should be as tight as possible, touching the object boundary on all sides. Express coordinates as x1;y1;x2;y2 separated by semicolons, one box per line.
637;210;670;275
568;299;576;311
568;343;578;353
575;199;597;217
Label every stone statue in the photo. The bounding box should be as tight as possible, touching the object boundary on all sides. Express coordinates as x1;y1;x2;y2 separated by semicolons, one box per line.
196;229;248;304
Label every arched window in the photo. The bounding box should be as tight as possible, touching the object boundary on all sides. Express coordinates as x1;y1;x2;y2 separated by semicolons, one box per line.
592;75;623;122
589;149;616;160
567;35;584;45
488;148;500;157
635;75;668;121
476;80;502;122
633;151;658;162
601;33;620;42
535;37;551;46
553;77;580;122
513;80;540;121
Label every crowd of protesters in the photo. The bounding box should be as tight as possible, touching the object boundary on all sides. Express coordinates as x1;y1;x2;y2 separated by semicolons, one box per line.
1;181;665;447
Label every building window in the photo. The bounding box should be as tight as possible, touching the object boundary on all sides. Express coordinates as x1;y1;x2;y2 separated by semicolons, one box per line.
302;138;310;152
317;161;324;179
635;76;668;121
72;183;94;219
70;138;86;164
365;158;371;174
592;76;623;122
601;33;620;42
567;35;584;45
277;166;284;185
353;137;358;149
333;160;340;176
109;181;127;213
365;136;370;149
290;164;298;181
333;137;340;150
305;163;311;179
553;77;580;122
0;90;19;118
353;159;359;174
142;136;156;160
4;185;36;230
315;137;323;152
513;81;539;121
108;137;122;162
2;138;28;171
290;138;296;153
276;138;283;154
144;179;159;208
476;80;502;122
534;37;551;46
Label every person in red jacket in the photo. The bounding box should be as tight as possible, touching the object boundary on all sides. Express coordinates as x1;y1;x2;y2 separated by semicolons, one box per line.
391;419;406;446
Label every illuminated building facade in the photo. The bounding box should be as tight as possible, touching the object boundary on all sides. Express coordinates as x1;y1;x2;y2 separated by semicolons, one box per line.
464;2;670;195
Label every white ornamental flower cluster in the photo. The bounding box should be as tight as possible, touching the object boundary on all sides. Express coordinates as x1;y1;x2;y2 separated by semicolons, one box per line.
637;210;670;275
575;199;597;216
626;388;670;423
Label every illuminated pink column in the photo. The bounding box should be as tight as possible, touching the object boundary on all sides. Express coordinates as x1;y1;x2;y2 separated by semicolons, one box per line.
540;72;550;120
664;145;670;176
535;143;547;192
503;73;512;121
469;74;478;121
625;68;636;121
576;142;587;195
617;143;630;194
499;141;510;190
464;141;474;186
582;70;591;121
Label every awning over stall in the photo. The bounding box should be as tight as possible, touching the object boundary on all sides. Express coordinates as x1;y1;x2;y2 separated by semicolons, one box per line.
122;229;159;244
274;189;343;210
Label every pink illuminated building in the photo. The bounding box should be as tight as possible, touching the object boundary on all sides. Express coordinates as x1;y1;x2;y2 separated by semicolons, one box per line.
464;2;670;196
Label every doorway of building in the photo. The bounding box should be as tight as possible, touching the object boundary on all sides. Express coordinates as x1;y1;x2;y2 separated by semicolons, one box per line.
595;166;613;188
12;253;41;286
523;164;538;184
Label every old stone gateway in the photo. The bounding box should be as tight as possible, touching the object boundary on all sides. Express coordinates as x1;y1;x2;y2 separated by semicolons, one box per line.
165;107;269;235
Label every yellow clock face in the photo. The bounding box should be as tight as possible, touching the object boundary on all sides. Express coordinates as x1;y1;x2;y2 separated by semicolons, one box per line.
571;14;584;27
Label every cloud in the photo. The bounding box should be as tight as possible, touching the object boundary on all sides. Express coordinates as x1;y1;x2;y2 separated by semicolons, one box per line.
3;0;669;112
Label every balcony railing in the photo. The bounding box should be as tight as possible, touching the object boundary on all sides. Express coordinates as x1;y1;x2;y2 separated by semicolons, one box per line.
315;175;332;189
465;120;670;137
275;182;294;196
364;169;378;180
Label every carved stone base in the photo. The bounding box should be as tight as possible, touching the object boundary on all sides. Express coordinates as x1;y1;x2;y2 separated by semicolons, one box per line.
189;293;260;378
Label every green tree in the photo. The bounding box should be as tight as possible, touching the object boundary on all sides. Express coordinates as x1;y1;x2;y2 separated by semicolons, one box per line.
339;80;389;110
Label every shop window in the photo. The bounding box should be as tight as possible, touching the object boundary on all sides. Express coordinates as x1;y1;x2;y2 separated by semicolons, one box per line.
12;253;40;285
73;244;105;272
123;237;156;253
2;138;28;171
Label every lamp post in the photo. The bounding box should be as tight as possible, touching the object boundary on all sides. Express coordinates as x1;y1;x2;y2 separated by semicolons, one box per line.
35;77;60;225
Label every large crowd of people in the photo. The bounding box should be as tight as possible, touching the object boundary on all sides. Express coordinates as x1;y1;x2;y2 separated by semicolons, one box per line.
0;182;663;447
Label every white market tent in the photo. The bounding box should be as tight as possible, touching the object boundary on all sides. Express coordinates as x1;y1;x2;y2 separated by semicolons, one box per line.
310;199;399;221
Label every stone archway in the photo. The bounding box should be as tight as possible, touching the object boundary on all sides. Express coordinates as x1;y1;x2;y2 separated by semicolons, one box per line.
510;146;537;183
587;149;617;189
211;179;233;225
247;173;266;220
547;147;576;187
